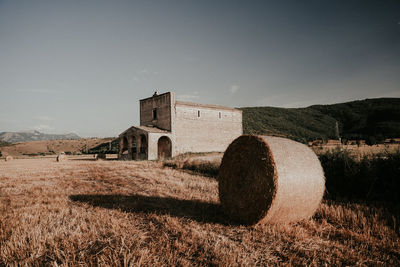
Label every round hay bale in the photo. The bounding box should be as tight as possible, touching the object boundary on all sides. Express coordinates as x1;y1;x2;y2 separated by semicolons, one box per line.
56;154;67;162
95;153;106;160
5;155;13;161
219;135;325;225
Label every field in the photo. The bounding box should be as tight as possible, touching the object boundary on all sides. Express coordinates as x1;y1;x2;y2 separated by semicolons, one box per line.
312;143;400;158
0;138;113;157
1;156;399;266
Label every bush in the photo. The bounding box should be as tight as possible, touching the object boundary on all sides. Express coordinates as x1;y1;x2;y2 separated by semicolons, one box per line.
365;136;377;146
319;149;400;202
182;160;219;177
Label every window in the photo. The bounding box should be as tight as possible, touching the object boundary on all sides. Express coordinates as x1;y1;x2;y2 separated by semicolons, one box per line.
153;108;157;120
219;112;221;119
198;110;200;117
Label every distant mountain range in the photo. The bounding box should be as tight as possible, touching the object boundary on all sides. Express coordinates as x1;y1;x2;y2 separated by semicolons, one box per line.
0;130;80;143
240;98;400;143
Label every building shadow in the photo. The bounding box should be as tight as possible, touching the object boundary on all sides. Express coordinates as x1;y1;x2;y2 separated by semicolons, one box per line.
69;194;233;225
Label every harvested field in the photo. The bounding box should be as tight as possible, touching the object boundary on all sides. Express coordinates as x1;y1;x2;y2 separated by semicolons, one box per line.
0;157;399;265
313;143;400;158
0;138;113;158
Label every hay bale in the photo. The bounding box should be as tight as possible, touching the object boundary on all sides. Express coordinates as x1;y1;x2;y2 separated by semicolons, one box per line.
219;135;325;225
5;155;13;161
56;154;67;162
94;153;106;160
98;153;106;160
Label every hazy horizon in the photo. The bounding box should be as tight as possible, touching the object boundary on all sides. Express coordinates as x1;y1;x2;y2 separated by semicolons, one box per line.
1;0;399;137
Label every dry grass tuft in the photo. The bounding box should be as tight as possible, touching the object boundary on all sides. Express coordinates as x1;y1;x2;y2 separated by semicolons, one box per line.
163;153;221;177
0;157;399;266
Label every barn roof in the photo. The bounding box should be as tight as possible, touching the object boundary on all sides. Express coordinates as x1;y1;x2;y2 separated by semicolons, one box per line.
175;100;241;112
119;125;170;136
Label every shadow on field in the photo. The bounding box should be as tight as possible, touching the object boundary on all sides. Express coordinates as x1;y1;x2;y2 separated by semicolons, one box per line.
69;194;232;225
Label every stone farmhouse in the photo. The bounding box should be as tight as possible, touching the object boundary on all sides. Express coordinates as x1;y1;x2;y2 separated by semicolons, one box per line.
119;92;242;160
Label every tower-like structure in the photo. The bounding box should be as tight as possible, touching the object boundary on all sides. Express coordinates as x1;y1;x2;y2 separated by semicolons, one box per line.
119;92;242;160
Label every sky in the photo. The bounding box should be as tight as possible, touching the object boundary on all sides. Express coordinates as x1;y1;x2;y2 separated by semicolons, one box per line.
0;0;399;137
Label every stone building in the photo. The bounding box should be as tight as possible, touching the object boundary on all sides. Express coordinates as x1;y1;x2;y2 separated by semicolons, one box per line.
119;92;242;160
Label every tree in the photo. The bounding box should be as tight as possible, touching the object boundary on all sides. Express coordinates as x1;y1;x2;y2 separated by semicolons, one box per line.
365;136;377;146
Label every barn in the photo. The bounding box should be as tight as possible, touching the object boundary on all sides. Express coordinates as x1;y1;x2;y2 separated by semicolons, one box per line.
119;92;242;160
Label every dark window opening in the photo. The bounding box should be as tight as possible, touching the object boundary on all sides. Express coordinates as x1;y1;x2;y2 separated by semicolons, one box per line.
153;108;157;120
198;110;200;117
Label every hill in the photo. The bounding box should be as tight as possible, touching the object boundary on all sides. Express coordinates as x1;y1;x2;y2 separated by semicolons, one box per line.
240;98;400;143
0;140;10;147
0;130;80;143
0;138;113;157
87;138;120;154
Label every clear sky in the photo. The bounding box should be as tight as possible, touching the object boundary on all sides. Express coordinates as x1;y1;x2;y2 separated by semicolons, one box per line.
1;0;399;137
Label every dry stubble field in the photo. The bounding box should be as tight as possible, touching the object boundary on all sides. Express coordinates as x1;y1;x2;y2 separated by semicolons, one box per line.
0;157;399;266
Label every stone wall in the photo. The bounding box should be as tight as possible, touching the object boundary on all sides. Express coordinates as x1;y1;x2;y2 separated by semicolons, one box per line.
174;103;242;154
140;92;174;131
119;126;174;160
147;133;173;160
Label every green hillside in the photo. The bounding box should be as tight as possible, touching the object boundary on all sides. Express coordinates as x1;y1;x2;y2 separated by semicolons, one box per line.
0;141;10;147
86;138;120;154
240;98;400;143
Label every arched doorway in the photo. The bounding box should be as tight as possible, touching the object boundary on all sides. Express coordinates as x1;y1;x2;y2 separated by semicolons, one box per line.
139;134;147;157
119;136;129;160
158;136;172;159
131;136;137;160
121;136;128;153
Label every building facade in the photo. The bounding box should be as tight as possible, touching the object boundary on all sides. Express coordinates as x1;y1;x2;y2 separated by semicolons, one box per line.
119;92;242;160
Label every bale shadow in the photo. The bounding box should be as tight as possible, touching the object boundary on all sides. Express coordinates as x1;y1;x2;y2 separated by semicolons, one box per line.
69;194;232;225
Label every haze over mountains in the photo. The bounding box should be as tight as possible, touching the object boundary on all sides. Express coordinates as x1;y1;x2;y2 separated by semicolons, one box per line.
0;130;80;143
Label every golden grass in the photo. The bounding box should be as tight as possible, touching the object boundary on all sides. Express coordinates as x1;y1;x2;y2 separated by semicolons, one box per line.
164;153;222;177
0;138;112;158
313;143;400;158
0;157;399;266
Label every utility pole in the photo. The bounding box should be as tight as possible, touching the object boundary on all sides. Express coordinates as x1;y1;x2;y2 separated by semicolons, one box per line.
335;121;341;143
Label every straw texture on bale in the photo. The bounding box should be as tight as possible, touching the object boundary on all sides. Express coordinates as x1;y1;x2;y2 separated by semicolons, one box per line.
56;154;67;162
5;155;13;161
219;135;325;225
